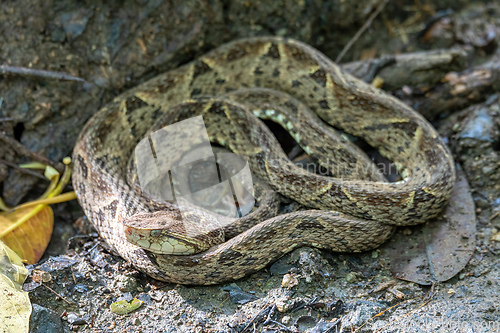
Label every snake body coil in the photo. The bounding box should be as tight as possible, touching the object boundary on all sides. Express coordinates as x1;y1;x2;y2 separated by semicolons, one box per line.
73;37;455;285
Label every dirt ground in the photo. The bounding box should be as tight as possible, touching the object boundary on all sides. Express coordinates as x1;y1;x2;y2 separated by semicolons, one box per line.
1;0;499;332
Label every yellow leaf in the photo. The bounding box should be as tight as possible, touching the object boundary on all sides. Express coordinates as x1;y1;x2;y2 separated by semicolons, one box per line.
0;240;31;333
0;206;54;265
43;165;59;180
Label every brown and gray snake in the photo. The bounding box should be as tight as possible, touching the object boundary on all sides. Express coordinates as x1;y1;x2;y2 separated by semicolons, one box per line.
72;37;456;285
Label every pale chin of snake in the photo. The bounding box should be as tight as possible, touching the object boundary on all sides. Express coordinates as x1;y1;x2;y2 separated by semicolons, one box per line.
72;36;456;285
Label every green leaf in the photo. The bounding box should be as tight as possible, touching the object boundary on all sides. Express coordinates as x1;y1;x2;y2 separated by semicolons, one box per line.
110;298;143;315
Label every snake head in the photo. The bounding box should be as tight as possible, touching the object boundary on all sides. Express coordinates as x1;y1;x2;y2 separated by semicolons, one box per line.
123;210;225;255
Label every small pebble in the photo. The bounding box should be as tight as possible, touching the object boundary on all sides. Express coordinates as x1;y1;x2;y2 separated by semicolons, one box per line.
67;313;86;325
281;274;298;288
345;272;361;283
112;275;138;293
275;296;293;313
490;231;500;242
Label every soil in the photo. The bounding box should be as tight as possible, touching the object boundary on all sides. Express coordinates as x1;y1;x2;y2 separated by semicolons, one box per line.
1;0;499;332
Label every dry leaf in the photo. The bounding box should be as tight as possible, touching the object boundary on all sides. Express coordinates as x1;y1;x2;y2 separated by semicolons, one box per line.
0;206;54;265
0;159;74;265
382;166;476;285
0;240;31;333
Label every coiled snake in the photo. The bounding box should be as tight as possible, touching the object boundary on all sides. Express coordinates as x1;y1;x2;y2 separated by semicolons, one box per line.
72;37;456;285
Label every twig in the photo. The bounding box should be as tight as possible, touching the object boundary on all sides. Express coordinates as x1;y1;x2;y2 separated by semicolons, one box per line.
0;65;87;83
485;245;498;256
265;320;297;332
42;284;73;305
78;242;100;257
290;302;306;313
0;131;64;172
262;304;276;326
352;285;438;332
261;304;298;332
335;0;390;63
0;158;48;181
426;282;437;300
372;295;436;332
241;302;274;332
354;301;403;332
352;285;439;332
323;318;342;333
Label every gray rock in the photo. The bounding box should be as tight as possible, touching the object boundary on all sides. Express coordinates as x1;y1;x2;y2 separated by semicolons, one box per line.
30;304;64;333
67;313;86;325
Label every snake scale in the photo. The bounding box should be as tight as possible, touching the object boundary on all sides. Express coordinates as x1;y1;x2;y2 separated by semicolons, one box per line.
72;37;456;285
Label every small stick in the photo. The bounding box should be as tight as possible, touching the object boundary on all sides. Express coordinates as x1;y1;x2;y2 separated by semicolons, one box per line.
261;304;297;333
0;65;87;83
0;131;64;172
0;158;48;181
265;320;297;332
371;295;436;332
335;0;390;63
42;284;73;305
323;318;342;333
262;304;276;326
485;245;498;256
241;302;274;332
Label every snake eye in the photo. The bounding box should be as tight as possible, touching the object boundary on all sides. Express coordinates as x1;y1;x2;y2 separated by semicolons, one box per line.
151;230;162;237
